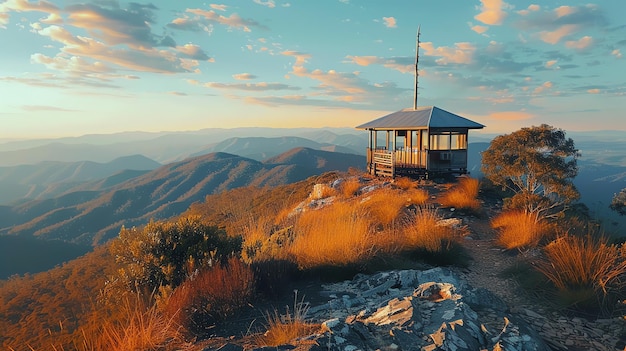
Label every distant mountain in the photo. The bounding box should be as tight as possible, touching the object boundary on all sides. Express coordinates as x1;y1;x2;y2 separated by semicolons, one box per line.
0;127;365;165
0;148;365;246
190;136;361;161
0;155;160;205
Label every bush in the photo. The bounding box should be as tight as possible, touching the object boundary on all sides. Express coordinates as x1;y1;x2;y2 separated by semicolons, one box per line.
106;216;242;300
438;176;481;212
535;235;626;312
491;211;550;250
164;257;255;337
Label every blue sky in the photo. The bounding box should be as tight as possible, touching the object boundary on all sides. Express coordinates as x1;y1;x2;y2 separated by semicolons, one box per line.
1;0;624;138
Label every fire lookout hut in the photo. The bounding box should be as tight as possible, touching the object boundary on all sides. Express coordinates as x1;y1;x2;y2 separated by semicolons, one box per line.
355;106;485;178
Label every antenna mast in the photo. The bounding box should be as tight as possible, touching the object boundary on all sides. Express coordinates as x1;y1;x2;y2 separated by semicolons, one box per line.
413;25;421;110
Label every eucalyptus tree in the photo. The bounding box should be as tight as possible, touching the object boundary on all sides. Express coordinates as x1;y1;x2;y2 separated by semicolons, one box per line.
481;124;580;220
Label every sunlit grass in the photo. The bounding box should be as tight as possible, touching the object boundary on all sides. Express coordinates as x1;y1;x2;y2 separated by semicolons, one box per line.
535;235;626;309
288;202;376;269
164;257;255;336
402;206;456;253
491;211;549;250
393;176;418;190
362;188;408;228
252;294;319;348
340;177;362;198
405;187;429;206
438;176;481;212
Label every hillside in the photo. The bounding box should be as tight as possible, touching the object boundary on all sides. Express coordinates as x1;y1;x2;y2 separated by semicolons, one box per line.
0;148;365;248
190;136;361;161
0;155;160;205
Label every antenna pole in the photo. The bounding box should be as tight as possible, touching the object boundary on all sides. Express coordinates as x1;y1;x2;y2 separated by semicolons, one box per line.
413;25;421;110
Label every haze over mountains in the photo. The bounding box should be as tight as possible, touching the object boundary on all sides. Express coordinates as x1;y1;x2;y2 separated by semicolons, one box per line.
1;127;625;278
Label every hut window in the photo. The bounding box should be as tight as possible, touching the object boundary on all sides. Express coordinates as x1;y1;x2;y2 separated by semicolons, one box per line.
430;134;451;150
451;133;467;150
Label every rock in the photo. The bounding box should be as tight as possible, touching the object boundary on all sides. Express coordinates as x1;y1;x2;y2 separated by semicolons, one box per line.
275;268;551;351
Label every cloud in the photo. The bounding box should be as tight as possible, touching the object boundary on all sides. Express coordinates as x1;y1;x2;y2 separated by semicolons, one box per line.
204;82;301;91
176;44;211;60
474;0;510;25
210;4;227;11
564;36;593;50
533;81;553;94
233;73;257;80
170;8;265;33
21;105;77;112
420;42;476;65
517;4;540;16
65;2;175;49
538;24;578;45
587;89;600;94
545;60;558;68
612;49;622;59
0;0;60;26
486;111;535;121
382;17;396;28
471;25;488;34
253;0;276;8
345;55;413;73
281;50;311;66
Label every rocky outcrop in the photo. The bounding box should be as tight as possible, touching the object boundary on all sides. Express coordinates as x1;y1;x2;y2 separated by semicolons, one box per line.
235;268;549;351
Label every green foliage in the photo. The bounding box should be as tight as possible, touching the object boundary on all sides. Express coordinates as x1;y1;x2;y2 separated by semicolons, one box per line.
610;188;626;216
105;215;242;300
481;124;580;219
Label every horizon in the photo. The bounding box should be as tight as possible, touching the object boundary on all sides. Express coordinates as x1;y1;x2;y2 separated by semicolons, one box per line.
1;1;625;139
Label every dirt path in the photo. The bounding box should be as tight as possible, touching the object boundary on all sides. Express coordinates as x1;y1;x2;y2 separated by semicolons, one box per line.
455;210;625;351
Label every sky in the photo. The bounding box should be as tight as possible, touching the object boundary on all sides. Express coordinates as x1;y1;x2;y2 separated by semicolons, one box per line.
1;0;625;139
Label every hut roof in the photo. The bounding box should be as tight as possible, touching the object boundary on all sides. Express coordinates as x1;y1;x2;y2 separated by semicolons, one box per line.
355;106;485;130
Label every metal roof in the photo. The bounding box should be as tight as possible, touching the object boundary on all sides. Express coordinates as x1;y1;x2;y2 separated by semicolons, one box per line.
355;106;485;130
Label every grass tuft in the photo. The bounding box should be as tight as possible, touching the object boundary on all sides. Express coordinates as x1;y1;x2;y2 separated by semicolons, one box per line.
535;235;626;312
165;257;255;336
438;176;481;212
252;293;319;348
340;177;363;198
491;211;550;250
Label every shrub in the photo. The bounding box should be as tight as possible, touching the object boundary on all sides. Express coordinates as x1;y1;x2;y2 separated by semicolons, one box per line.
438;176;481;212
106;216;242;300
491;211;550;250
164;257;255;337
535;235;626;312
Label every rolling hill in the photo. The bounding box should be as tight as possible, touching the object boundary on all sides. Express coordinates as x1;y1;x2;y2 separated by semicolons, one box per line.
0;155;161;205
0;148;365;247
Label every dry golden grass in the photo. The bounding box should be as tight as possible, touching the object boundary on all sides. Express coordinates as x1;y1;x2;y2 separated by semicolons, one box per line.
288;202;376;269
535;235;626;299
491;211;549;250
362;188;408;227
405;188;429;206
393;176;418;190
100;293;191;351
252;294;319;348
165;257;255;336
340;177;362;198
402;206;456;253
438;176;481;211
